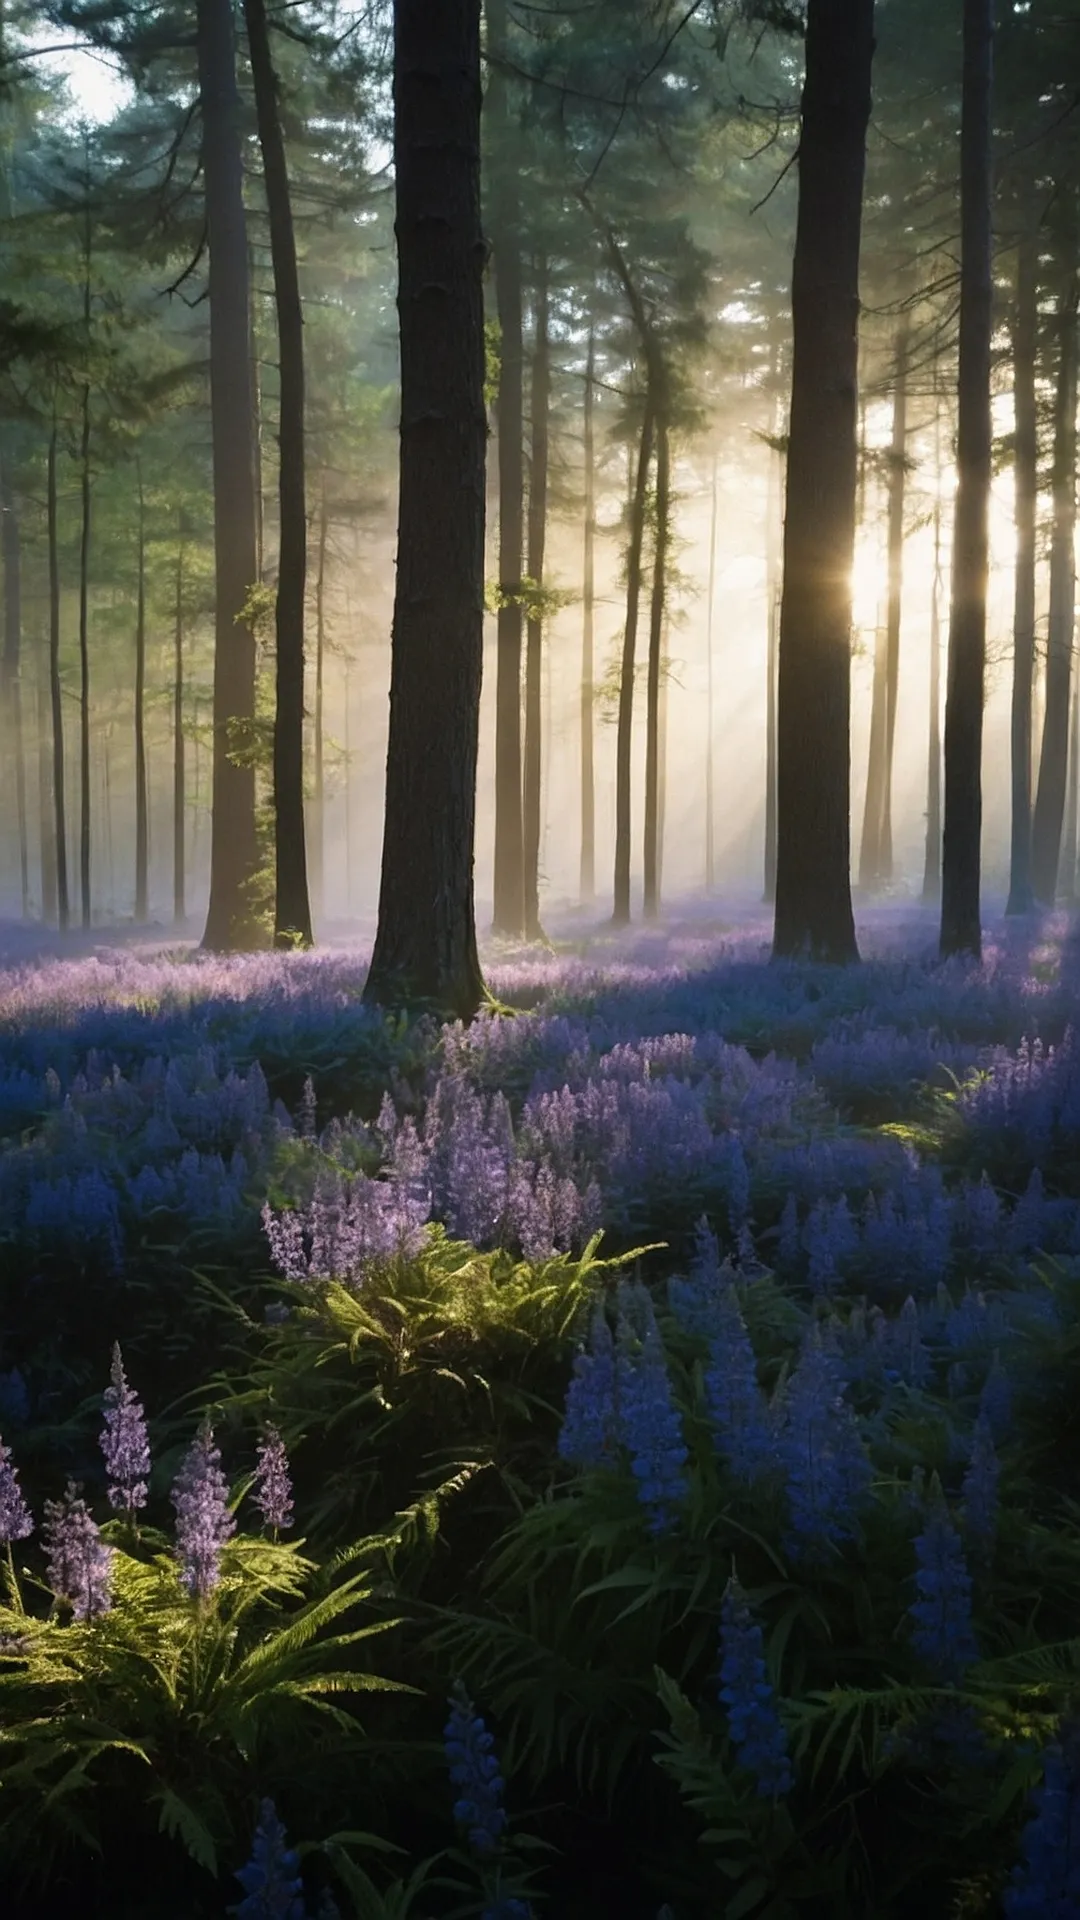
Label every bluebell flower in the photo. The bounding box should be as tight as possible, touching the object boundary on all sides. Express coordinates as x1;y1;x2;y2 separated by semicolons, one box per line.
701;1295;776;1486
232;1798;305;1919
42;1484;112;1621
1004;1741;1080;1918
979;1351;1012;1440
961;1415;998;1554
776;1331;871;1558
615;1281;688;1535
910;1488;979;1680
444;1680;509;1857
717;1575;793;1798
252;1426;293;1534
171;1421;235;1600
100;1343;150;1520
0;1437;32;1546
557;1301;618;1471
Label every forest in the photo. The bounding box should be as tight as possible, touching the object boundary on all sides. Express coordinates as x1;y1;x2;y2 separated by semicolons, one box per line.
3;0;1080;1915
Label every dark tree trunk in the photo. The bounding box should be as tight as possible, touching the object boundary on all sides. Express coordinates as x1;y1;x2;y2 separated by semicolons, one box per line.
940;0;994;959
0;444;28;916
705;453;718;891
1030;229;1078;907
134;461;148;922
173;528;185;926
773;0;873;961
580;328;596;904
1062;670;1080;901
523;257;549;940
78;378;92;930
613;397;654;926
362;0;486;1018
487;0;526;938
1006;231;1038;914
764;420;781;904
879;320;908;880
37;656;56;925
47;422;69;931
859;616;888;892
643;408;670;921
250;241;265;580
197;0;261;951
245;0;313;949
311;486;328;927
922;497;943;902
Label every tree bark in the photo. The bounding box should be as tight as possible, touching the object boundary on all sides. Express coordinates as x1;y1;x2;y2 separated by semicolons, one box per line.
922;496;944;902
47;421;69;931
197;0;261;951
311;485;329;926
487;0;526;938
940;0;994;959
1030;226;1078;907
705;452;718;892
613;397;654;926
245;0;313;949
173;527;185;926
1006;229;1038;914
37;653;56;925
580;328;596;905
764;416;781;905
523;256;549;940
134;460;148;922
1062;670;1080;901
773;0;873;961
859;614;888;891
362;0;486;1019
643;407;670;921
879;320;908;880
78;376;92;930
0;443;27;917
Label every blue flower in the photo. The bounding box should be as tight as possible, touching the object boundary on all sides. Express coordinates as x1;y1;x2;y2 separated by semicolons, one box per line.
557;1301;618;1471
171;1421;235;1600
910;1489;979;1680
252;1425;294;1534
42;1483;112;1621
1004;1741;1080;1918
776;1331;871;1558
615;1281;688;1535
0;1437;32;1547
100;1343;150;1520
717;1575;793;1798
961;1415;998;1554
232;1799;305;1919
444;1681;509;1857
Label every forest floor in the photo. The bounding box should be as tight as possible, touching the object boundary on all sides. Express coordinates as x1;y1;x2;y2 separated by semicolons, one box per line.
0;892;1077;1917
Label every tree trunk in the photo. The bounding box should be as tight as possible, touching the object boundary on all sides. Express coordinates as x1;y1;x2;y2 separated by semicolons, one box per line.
47;423;69;931
134;460;149;922
859;615;888;891
940;0;994;959
643;408;670;921
0;444;28;917
311;486;329;926
1062;670;1080;901
613;397;654;926
173;527;185;926
523;256;550;940
773;0;873;962
1005;230;1038;913
1030;227;1078;907
245;0;313;950
764;416;781;904
37;654;56;925
250;241;264;580
487;0;526;939
78;377;92;930
922;496;944;902
197;0;261;951
362;0;486;1018
879;320;908;880
705;453;718;891
580;328;596;904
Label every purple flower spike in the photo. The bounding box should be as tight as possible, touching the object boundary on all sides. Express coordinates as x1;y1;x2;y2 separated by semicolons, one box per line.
171;1421;235;1600
101;1343;150;1520
0;1437;32;1547
42;1484;112;1621
253;1426;294;1534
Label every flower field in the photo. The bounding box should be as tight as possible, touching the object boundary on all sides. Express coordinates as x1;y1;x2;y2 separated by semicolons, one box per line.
2;902;1080;1918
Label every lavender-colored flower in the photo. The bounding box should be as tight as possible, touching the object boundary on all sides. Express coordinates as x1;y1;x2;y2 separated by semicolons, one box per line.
42;1484;112;1621
232;1798;305;1919
910;1489;979;1680
668;1272;776;1486
961;1415;999;1554
171;1422;235;1600
558;1301;618;1471
252;1426;293;1534
777;1332;872;1558
0;1437;32;1546
717;1575;793;1798
615;1281;688;1535
444;1680;509;1857
100;1343;150;1520
1003;1740;1080;1918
